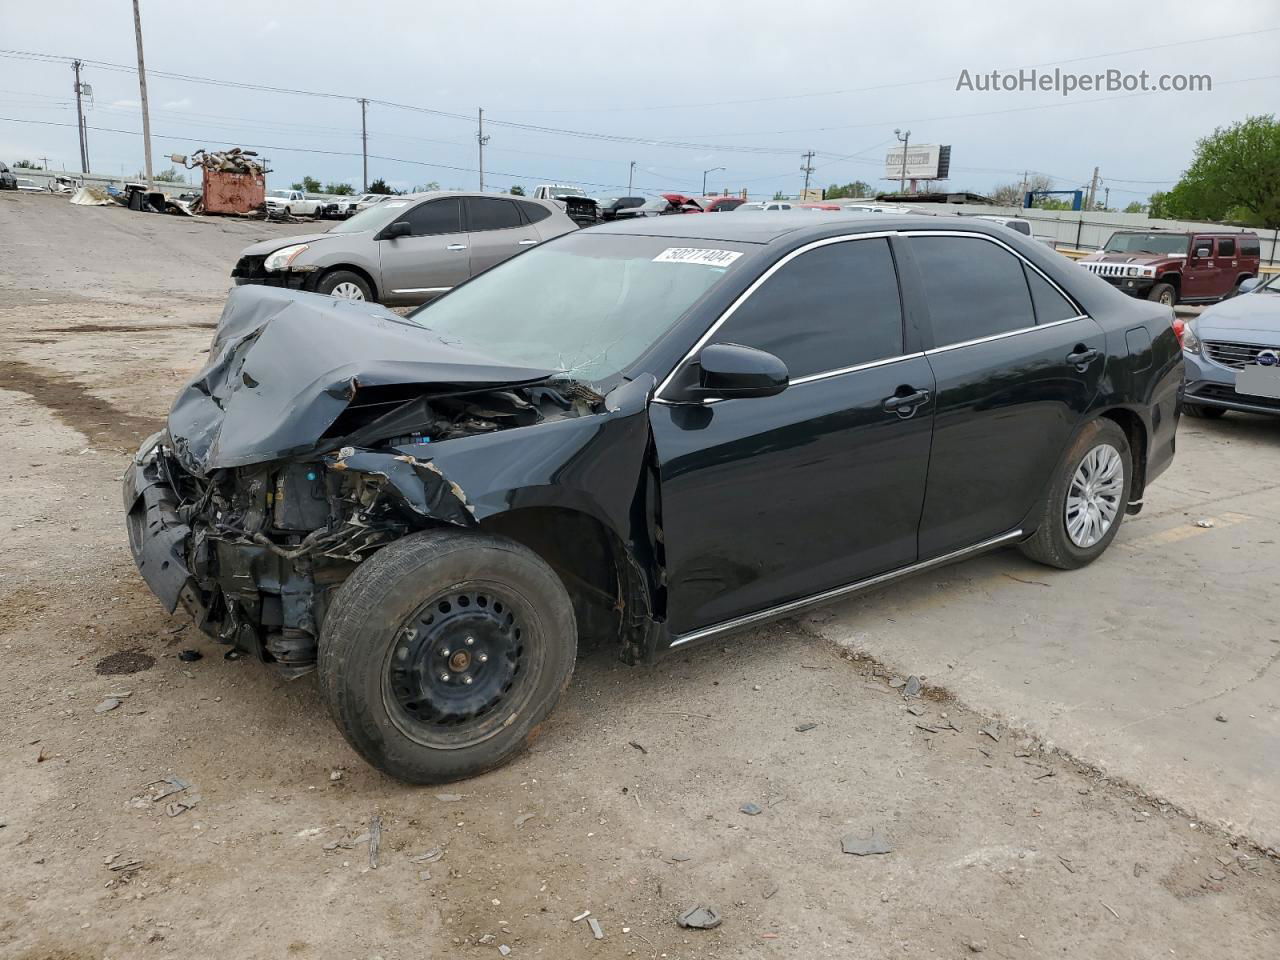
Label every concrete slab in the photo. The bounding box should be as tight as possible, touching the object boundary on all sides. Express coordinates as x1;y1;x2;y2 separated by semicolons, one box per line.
809;413;1280;852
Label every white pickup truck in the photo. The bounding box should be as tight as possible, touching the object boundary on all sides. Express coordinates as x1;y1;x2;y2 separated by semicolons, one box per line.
264;189;323;218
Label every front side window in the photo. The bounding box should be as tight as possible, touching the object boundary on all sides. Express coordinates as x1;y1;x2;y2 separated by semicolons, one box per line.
400;197;462;236
467;197;522;231
710;238;903;379
912;235;1035;345
409;233;749;387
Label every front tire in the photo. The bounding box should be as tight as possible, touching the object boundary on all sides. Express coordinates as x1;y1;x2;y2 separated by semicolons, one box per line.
319;530;577;784
1147;282;1176;308
316;269;373;302
1019;418;1132;570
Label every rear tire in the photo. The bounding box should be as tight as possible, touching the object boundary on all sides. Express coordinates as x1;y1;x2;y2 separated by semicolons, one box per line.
316;269;373;302
1147;282;1176;308
1019;418;1132;570
319;530;577;784
1183;403;1226;420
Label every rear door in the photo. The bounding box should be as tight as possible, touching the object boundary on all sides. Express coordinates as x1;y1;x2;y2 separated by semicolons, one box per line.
904;232;1105;558
651;235;936;635
377;196;469;302
465;196;539;275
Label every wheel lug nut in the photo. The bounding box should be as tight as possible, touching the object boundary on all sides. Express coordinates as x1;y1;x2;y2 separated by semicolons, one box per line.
464;636;475;646
478;653;488;663
441;648;450;656
463;676;473;685
440;673;450;682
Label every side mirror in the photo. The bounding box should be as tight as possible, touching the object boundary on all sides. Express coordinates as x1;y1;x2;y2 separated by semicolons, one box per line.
693;343;788;399
1238;276;1263;295
382;221;412;240
1194;246;1211;258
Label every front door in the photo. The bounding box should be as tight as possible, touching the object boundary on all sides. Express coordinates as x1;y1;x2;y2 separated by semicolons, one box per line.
464;196;540;275
1182;235;1223;301
904;233;1106;557
377;196;470;303
651;235;935;636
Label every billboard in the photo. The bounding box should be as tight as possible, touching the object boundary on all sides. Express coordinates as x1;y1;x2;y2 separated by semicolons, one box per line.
883;144;951;180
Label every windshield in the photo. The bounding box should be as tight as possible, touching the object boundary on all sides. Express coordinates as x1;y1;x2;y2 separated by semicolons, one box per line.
268;189;292;199
1104;233;1188;256
548;186;586;197
406;233;751;385
328;197;416;234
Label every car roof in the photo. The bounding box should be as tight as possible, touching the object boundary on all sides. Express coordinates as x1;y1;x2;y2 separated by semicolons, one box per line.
389;190;560;209
590;210;962;244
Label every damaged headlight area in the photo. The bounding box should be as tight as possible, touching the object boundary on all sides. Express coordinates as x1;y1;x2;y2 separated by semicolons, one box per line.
263;243;311;272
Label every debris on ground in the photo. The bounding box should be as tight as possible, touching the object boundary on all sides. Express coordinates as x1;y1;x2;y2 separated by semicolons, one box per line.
677;906;723;930
1215;713;1228;723
148;776;192;801
498;945;511;956
1194;518;1215;528
795;722;818;732
628;740;648;754
841;828;894;856
515;813;535;829
979;722;1003;742
177;649;202;662
412;846;445;864
165;795;200;817
967;939;988;952
906;705;927;717
94;698;122;714
572;910;591;923
104;854;144;874
888;677;906;688
329;770;343;782
369;815;382;869
903;675;923;698
740;802;763;816
436;793;463;802
588;917;604;940
670;853;692;862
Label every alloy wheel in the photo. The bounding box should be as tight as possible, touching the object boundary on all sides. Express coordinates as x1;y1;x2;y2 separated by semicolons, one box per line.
1065;443;1124;548
329;281;366;300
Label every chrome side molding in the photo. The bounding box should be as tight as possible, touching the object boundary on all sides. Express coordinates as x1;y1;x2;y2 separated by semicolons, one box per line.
668;529;1025;648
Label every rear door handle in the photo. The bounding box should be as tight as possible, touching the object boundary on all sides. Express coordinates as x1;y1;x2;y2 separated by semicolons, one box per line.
446;243;467;251
883;388;930;412
1066;346;1100;367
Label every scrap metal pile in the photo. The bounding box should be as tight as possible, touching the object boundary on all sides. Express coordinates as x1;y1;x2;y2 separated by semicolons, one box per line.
174;148;271;216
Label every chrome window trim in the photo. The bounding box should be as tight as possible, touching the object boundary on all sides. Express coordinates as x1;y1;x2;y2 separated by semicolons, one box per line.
923;314;1086;355
654;231;899;400
789;350;926;385
669;528;1024;648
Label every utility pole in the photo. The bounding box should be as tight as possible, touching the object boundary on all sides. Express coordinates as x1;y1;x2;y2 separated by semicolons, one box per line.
359;98;369;192
1086;166;1100;211
628;160;636;196
131;0;154;187
895;128;911;195
39;156;50;171
702;166;725;196
477;108;490;192
800;151;815;197
72;60;89;174
1103;186;1111;211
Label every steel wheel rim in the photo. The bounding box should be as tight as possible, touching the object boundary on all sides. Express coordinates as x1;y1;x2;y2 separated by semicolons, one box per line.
1065;442;1123;548
382;583;541;750
329;281;365;300
1159;289;1174;306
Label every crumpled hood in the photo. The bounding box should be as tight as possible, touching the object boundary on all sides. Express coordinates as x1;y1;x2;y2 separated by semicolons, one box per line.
168;284;556;475
238;232;339;257
1194;292;1280;342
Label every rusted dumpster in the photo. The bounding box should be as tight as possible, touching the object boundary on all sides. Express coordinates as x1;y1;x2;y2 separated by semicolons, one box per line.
203;169;265;215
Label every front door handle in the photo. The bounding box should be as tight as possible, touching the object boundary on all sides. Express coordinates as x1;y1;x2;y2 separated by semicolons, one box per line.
518;239;538;246
446;243;467;251
883;388;930;413
1066;346;1100;368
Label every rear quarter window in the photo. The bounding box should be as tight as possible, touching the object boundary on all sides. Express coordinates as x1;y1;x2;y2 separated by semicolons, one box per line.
911;235;1036;345
517;200;552;224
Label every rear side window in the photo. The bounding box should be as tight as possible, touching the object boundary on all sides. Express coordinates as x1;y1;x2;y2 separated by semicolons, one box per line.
402;197;462;236
1240;237;1260;257
516;200;551;224
911;236;1035;345
1217;237;1236;257
1024;266;1078;324
467;197;522;231
712;238;903;379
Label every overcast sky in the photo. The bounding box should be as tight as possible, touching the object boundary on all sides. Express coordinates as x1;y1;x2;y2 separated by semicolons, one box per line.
1;0;1275;202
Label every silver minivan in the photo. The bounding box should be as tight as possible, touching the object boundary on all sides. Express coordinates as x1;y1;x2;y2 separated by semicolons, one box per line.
232;191;578;305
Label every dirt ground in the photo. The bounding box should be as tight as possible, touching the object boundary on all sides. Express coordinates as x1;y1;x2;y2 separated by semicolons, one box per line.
1;192;1276;960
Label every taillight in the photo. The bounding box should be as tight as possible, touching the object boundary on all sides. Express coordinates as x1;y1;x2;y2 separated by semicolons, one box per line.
1171;317;1185;348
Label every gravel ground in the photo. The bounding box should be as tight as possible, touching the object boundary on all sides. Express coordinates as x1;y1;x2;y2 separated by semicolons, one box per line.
1;192;1276;960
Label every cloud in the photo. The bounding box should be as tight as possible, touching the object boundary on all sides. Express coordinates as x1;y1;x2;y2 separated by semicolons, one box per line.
162;98;192;110
110;99;140;109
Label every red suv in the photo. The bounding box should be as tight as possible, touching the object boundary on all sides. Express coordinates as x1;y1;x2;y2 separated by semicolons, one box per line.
699;196;746;213
1079;230;1260;307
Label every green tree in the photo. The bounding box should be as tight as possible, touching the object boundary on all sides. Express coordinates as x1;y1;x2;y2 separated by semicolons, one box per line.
325;181;355;195
823;180;874;200
1158;115;1280;228
1147;191;1170;219
509;185;526;196
14;159;41;169
291;175;323;193
1123;201;1146;214
152;167;184;183
411;181;441;193
368;178;393;194
772;190;786;200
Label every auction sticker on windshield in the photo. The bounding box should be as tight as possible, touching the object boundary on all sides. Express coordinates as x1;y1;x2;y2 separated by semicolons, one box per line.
653;248;743;267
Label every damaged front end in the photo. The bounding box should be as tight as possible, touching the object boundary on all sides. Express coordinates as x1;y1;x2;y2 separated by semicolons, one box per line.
124;285;654;677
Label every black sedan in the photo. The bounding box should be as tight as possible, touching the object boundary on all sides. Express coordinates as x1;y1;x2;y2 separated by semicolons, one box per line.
124;213;1183;783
